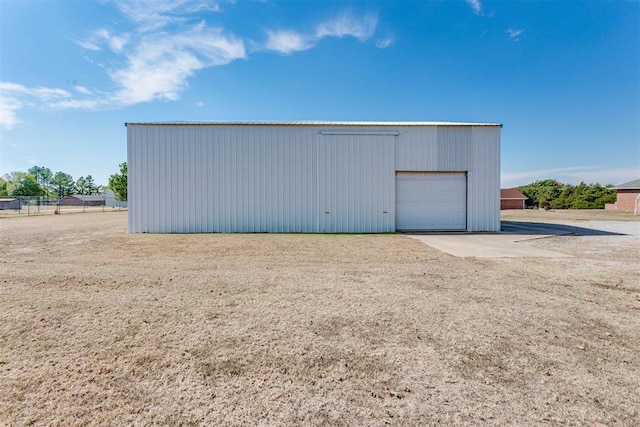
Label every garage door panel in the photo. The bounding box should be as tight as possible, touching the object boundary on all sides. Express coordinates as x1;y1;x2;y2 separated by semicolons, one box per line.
396;172;466;230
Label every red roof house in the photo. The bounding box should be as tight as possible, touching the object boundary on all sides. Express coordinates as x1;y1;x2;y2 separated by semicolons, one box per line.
500;188;528;210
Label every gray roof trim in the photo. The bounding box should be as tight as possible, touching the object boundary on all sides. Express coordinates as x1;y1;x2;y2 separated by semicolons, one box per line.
616;178;640;190
67;195;106;201
125;120;502;127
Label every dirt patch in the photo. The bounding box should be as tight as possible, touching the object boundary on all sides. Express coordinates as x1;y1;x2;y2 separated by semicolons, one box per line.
1;211;639;425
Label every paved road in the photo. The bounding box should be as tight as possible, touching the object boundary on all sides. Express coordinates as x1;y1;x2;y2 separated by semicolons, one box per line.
404;220;638;258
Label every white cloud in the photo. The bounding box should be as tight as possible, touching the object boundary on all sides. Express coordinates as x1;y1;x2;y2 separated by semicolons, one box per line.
264;30;313;55
501;166;640;187
49;99;102;109
507;28;524;41
74;86;92;95
0;83;73;129
113;0;221;32
108;34;130;53
109;24;245;105
264;11;378;55
375;36;393;49
77;28;130;53
75;39;102;51
315;12;377;41
0;82;71;99
0;96;22;130
466;0;482;15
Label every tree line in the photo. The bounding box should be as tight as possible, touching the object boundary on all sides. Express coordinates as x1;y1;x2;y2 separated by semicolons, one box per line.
518;179;617;209
0;166;101;198
1;163;128;201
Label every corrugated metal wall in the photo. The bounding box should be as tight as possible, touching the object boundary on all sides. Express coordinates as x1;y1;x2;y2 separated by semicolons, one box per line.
467;126;501;231
317;134;395;232
128;125;317;233
128;123;500;233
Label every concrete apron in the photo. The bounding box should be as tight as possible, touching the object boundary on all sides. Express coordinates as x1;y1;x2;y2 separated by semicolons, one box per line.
405;233;571;258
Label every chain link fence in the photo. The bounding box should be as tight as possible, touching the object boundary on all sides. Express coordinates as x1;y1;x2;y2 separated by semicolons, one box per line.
0;196;127;217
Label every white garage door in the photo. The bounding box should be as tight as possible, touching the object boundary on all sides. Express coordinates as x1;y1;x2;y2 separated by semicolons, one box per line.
396;172;467;231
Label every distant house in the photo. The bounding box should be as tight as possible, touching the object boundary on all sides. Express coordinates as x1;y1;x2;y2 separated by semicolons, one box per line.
500;188;528;210
605;179;640;214
59;195;106;206
0;198;20;210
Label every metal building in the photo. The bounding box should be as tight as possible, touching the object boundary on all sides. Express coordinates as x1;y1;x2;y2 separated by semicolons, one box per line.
126;121;501;233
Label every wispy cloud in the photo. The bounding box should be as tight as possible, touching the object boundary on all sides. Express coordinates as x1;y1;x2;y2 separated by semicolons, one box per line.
0;82;71;99
0;83;73;129
49;99;102;110
265;30;314;55
110;24;245;105
507;28;524;41
75;28;130;53
75;39;101;51
375;36;394;49
74;86;92;95
466;0;482;15
112;0;221;32
0;96;22;130
501;166;640;187
264;11;379;55
315;11;377;41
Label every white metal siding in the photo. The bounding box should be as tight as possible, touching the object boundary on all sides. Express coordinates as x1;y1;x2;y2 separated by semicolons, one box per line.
128;122;500;233
394;127;472;172
318;134;395;232
396;172;467;231
128;125;317;233
467;126;501;232
394;127;439;171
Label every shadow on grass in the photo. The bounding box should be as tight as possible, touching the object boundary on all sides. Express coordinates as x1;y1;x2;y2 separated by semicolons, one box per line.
500;221;625;236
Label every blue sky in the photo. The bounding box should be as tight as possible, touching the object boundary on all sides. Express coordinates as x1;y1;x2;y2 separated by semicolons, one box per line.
1;0;638;187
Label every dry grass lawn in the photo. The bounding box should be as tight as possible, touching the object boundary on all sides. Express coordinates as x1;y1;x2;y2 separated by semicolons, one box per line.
1;211;639;425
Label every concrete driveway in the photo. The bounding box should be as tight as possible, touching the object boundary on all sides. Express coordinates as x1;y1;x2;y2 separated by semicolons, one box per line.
403;220;634;258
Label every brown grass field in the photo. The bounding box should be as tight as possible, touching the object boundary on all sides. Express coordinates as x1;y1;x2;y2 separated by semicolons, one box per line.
1;210;639;425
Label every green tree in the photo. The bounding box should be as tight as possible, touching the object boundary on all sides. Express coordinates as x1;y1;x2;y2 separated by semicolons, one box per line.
519;179;618;209
51;171;75;198
2;171;44;197
28;166;53;193
75;175;98;195
11;176;43;197
5;171;43;197
108;162;127;201
518;179;564;207
0;177;8;196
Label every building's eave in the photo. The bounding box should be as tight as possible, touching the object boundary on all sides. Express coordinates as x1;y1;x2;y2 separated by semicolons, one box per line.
125;120;503;127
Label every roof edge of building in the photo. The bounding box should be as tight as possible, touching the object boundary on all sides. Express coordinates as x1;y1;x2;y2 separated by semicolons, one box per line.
616;178;640;190
125;120;503;127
